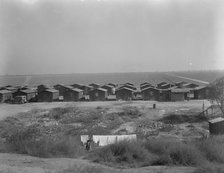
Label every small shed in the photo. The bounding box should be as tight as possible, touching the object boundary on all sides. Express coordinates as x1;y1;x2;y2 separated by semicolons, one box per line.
64;88;83;101
101;85;115;95
115;87;134;101
37;84;52;93
54;84;74;96
141;87;160;101
194;86;210;99
37;89;59;102
79;85;93;95
209;117;224;135
159;89;171;101
171;88;190;101
89;88;108;101
13;89;37;102
0;90;13;103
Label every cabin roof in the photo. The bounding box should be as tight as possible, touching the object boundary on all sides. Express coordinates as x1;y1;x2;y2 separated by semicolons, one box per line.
209;117;224;124
0;90;12;94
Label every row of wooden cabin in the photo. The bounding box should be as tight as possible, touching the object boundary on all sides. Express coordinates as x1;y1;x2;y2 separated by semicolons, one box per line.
0;81;211;103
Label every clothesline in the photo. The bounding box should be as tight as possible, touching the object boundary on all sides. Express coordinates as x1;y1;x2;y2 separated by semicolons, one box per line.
80;134;137;146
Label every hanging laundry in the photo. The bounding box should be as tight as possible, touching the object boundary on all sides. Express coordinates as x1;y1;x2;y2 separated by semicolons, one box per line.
92;134;137;146
80;135;89;145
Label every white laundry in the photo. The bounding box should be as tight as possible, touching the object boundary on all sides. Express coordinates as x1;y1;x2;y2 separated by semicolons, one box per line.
93;135;108;146
107;135;117;145
80;135;89;145
92;134;137;146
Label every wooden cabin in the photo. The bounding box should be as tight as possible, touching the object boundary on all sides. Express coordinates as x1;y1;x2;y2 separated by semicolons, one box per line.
89;88;108;101
115;87;134;100
141;87;160;101
63;88;83;101
37;89;59;102
0;90;12;103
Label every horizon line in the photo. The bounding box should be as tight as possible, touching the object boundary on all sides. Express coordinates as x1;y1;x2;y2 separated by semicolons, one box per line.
1;69;224;77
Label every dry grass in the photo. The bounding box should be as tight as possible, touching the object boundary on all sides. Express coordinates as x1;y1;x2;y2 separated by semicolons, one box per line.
196;135;224;163
159;114;207;124
5;125;85;158
194;163;224;173
89;140;157;168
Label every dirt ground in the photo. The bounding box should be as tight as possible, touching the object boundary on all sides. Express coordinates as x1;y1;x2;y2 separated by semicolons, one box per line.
0;100;210;120
0;153;195;173
0;100;212;173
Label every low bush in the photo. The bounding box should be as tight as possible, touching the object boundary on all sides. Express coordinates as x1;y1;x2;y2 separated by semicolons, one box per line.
196;135;224;163
90;140;157;167
144;139;205;166
5;125;84;158
159;114;207;124
119;106;142;119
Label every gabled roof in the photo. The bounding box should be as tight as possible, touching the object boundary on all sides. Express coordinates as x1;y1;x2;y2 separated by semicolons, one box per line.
140;82;151;86
71;88;83;92
65;85;74;90
171;88;190;93
125;82;134;86
120;84;136;89
140;83;152;89
102;85;114;89
182;83;199;88
209;117;224;124
194;86;208;90
96;88;107;92
141;87;159;92
116;87;134;92
45;89;59;93
5;86;18;90
89;83;100;87
175;81;187;85
107;83;116;87
19;89;37;94
71;84;84;88
157;82;167;85
0;90;12;94
90;87;107;93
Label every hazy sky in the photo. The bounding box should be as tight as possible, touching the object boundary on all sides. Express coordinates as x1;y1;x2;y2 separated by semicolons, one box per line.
0;0;224;75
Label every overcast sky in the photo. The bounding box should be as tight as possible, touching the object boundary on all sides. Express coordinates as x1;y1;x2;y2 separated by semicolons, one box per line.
0;0;224;75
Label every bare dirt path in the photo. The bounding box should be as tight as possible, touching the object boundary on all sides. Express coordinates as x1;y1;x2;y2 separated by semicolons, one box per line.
0;100;210;121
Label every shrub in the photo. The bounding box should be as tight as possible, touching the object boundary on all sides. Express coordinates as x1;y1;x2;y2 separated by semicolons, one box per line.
119;106;142;119
5;125;84;158
90;140;157;167
197;135;224;163
168;142;204;166
145;138;205;166
159;114;207;124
